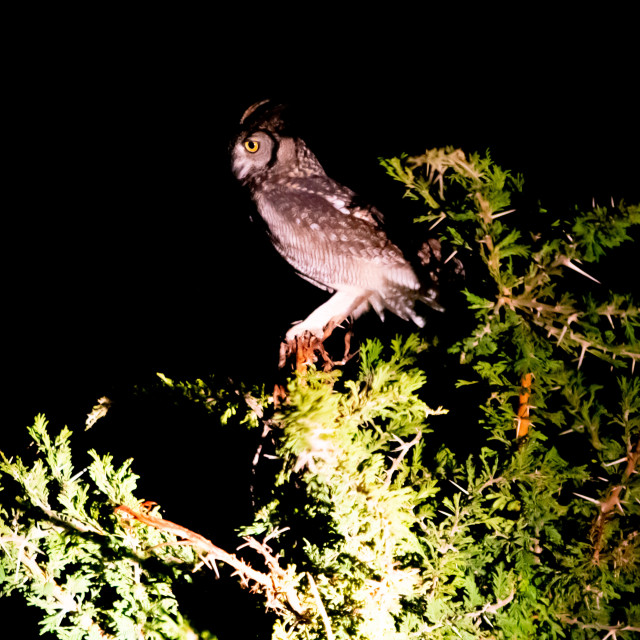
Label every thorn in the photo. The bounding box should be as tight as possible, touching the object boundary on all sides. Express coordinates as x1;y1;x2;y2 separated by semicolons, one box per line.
573;492;600;505
557;324;568;345
491;208;516;219
592;196;596;208
208;556;220;579
444;249;458;264
561;258;601;284
429;212;447;230
448;479;469;495
69;466;90;483
611;195;615;207
578;343;588;369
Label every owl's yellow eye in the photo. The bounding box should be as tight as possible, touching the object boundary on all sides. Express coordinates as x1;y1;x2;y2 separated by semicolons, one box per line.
244;138;260;153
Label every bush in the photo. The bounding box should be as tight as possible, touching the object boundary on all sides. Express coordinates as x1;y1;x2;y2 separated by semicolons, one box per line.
2;149;638;639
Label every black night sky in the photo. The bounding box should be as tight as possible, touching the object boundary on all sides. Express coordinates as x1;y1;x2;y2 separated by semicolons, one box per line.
3;12;639;638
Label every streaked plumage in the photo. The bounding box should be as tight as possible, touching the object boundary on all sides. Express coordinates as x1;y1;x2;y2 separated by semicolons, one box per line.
231;100;443;343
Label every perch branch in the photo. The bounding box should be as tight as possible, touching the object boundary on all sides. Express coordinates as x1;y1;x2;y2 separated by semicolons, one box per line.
114;503;306;617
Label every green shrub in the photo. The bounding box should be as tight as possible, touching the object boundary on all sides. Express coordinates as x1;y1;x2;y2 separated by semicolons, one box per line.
2;149;638;639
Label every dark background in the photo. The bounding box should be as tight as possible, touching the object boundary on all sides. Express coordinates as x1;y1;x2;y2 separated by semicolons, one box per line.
3;11;638;639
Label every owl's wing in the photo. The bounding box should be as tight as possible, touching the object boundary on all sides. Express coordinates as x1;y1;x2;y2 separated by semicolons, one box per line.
261;182;412;295
286;177;385;227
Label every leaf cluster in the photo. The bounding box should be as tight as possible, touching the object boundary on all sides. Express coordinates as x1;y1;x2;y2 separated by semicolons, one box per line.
0;415;213;640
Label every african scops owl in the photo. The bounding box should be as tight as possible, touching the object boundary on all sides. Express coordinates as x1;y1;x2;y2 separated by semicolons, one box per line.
231;100;443;343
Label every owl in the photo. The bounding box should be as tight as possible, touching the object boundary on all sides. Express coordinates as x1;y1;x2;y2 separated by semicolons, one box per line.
231;100;444;348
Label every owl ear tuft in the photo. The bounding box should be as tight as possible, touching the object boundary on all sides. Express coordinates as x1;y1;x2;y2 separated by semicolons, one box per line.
240;100;289;134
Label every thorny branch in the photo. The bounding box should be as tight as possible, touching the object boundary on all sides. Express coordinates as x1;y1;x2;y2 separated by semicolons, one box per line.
114;503;307;618
518;303;640;372
557;614;640;636
590;439;640;565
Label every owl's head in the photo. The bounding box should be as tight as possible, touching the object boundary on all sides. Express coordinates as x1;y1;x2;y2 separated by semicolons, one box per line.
231;100;324;185
231;129;278;183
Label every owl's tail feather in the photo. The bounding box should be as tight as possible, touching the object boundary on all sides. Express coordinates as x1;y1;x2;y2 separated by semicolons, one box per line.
287;283;443;345
372;285;442;329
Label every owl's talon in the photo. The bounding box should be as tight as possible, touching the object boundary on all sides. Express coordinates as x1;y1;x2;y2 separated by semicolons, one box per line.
279;320;356;373
279;330;324;371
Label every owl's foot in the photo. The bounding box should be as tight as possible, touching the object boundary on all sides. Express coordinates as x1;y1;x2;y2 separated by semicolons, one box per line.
279;331;326;372
279;320;356;372
279;290;368;371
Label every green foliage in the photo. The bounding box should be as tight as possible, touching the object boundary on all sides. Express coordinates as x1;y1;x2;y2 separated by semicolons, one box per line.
381;148;639;374
0;415;213;639
2;148;639;639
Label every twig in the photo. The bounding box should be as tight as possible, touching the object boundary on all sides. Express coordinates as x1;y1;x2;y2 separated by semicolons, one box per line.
384;431;421;489
307;573;334;640
475;476;505;494
465;588;516;619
